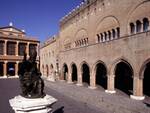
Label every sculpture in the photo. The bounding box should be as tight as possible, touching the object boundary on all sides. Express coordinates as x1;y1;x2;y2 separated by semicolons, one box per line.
18;49;45;98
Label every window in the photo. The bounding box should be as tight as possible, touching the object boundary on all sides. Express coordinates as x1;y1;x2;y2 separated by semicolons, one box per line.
130;23;135;34
136;20;142;33
19;43;26;56
116;27;120;38
112;29;116;39
143;18;149;32
7;42;16;55
108;31;111;40
97;34;100;42
29;44;37;56
0;41;4;55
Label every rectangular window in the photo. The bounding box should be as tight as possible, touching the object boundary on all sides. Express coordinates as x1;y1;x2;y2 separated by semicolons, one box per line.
19;43;26;56
7;42;16;55
0;41;4;55
29;44;37;56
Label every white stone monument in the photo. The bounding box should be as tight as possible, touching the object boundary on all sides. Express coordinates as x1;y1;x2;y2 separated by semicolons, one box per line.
9;95;57;113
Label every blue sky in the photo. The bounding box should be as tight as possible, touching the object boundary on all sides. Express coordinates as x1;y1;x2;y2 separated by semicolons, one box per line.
0;0;82;42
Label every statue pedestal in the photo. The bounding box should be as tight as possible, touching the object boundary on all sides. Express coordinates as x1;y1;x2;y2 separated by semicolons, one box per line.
9;95;57;113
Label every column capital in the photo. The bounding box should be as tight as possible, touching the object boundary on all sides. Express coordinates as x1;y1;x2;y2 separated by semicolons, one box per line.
16;61;20;64
4;61;8;64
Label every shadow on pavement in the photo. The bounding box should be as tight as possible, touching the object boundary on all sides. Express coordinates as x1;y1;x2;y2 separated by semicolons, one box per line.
144;102;150;107
53;106;64;113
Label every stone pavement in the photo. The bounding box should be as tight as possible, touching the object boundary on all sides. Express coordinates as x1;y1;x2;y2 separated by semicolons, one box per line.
44;78;150;113
0;78;105;113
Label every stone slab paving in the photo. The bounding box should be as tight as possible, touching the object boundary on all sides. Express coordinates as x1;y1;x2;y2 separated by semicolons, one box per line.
44;79;150;113
0;78;105;113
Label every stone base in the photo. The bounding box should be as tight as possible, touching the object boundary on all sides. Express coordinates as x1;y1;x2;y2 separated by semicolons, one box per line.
130;95;145;100
9;95;57;113
105;90;116;94
88;86;97;89
76;83;83;86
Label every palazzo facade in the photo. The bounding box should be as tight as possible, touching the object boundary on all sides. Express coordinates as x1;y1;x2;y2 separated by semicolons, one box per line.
0;24;40;78
40;0;150;100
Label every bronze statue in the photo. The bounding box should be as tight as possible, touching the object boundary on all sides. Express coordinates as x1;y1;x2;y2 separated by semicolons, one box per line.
18;49;45;98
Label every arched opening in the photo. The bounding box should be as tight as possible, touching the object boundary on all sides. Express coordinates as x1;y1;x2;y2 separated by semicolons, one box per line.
96;63;107;89
116;27;120;38
130;23;135;34
104;32;107;41
71;64;77;83
143;62;150;96
46;65;49;77
112;29;116;39
97;34;100;42
63;64;68;80
136;20;142;33
0;62;4;76
108;31;111;40
100;33;103;42
7;62;15;76
115;61;133;95
82;63;90;85
143;18;149;32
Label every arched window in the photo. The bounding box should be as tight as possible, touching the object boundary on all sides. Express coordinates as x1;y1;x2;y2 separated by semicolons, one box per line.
130;23;135;34
136;20;142;33
100;33;103;42
143;18;149;32
112;29;116;39
108;31;111;40
97;34;100;42
116;27;120;38
104;32;107;41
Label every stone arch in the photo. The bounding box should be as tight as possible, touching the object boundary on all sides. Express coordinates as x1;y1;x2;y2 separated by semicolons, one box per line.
62;63;68;80
139;58;150;96
80;61;90;86
70;62;78;83
93;60;108;89
112;59;134;95
74;28;89;41
127;0;150;34
95;16;120;41
110;57;135;76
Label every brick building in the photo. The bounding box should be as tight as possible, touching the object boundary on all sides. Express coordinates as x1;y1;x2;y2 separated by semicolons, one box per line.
0;23;40;78
40;0;150;100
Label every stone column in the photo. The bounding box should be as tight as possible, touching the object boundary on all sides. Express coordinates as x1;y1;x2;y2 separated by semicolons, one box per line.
3;61;7;78
105;75;116;94
89;71;97;89
16;41;19;56
76;71;83;86
130;76;145;100
110;31;113;40
115;29;118;39
4;40;7;56
26;42;30;58
15;61;19;77
102;33;105;42
67;72;73;84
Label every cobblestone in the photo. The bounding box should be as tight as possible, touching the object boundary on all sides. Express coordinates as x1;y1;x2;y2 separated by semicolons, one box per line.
44;78;150;113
